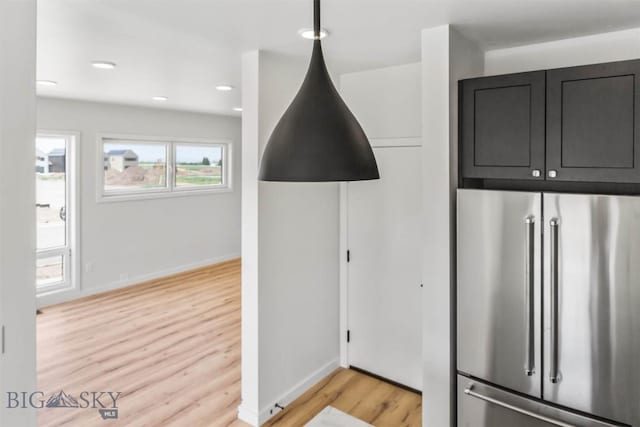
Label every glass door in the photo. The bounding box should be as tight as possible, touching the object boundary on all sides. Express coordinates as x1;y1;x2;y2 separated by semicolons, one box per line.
35;133;75;293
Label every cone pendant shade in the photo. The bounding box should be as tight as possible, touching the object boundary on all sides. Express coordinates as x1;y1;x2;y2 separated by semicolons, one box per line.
258;0;379;182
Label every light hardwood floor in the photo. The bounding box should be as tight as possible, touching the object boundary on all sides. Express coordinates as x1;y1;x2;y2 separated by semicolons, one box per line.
263;368;421;427
37;259;421;427
37;259;244;427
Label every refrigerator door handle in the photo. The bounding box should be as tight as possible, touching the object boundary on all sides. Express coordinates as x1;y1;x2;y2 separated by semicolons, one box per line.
464;384;576;427
550;218;560;384
524;216;535;376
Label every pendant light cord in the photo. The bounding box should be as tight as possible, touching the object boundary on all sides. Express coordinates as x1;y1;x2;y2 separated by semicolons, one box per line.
314;0;320;39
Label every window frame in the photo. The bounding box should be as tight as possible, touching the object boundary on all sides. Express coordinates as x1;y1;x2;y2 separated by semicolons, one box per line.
101;137;171;198
97;133;233;203
36;131;80;297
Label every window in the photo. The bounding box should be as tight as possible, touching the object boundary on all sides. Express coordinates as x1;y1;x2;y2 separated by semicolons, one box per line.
98;135;231;201
175;144;224;188
37;255;64;286
36;133;77;294
103;141;167;193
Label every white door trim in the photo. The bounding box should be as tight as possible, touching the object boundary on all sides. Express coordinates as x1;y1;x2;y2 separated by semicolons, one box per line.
369;137;422;148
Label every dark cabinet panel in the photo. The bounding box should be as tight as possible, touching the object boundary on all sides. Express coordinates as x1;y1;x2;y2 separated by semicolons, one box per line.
546;60;640;182
461;71;546;180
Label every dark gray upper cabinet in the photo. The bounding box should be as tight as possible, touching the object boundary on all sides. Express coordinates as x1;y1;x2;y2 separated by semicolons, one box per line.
461;71;546;180
460;59;640;187
546;60;640;182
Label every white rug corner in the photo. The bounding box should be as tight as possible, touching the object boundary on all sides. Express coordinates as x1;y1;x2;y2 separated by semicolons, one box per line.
305;406;373;427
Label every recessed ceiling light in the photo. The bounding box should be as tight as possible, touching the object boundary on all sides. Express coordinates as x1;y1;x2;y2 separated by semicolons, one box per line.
216;85;234;91
37;80;58;86
91;61;117;69
152;96;168;101
233;107;243;112
298;28;329;40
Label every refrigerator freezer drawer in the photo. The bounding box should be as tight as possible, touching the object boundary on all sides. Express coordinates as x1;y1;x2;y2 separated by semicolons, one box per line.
458;375;623;427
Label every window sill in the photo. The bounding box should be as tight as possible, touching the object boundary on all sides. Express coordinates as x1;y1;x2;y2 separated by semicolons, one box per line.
37;282;76;298
97;186;233;203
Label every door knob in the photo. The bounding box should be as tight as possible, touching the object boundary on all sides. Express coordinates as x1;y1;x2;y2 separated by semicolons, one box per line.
531;169;541;177
548;170;557;178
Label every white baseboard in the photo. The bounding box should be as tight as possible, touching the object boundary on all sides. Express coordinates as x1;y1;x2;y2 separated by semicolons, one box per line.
258;358;340;425
237;402;260;426
37;253;240;308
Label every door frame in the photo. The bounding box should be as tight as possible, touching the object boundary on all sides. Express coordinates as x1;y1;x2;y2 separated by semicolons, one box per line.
339;137;423;368
35;130;81;300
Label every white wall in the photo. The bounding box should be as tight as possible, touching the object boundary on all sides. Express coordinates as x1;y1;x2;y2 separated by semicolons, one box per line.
239;51;341;426
485;27;640;75
421;25;483;427
240;51;260;426
0;0;37;425
340;63;422;139
36;98;241;306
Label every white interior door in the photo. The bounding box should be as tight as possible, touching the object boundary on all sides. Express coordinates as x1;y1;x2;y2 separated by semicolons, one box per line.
347;145;422;390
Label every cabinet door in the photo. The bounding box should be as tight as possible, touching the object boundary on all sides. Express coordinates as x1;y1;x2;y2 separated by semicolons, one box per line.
547;60;640;182
461;71;546;180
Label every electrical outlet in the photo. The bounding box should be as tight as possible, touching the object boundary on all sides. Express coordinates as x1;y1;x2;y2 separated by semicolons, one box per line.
85;262;93;273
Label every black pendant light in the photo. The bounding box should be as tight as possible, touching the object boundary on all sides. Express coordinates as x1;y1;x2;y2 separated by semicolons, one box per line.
258;0;379;182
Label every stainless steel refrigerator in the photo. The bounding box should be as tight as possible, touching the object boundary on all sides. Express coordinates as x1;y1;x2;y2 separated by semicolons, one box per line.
457;189;640;427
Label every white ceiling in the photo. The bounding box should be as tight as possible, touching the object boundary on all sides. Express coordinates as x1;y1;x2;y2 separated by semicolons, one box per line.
37;0;640;116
